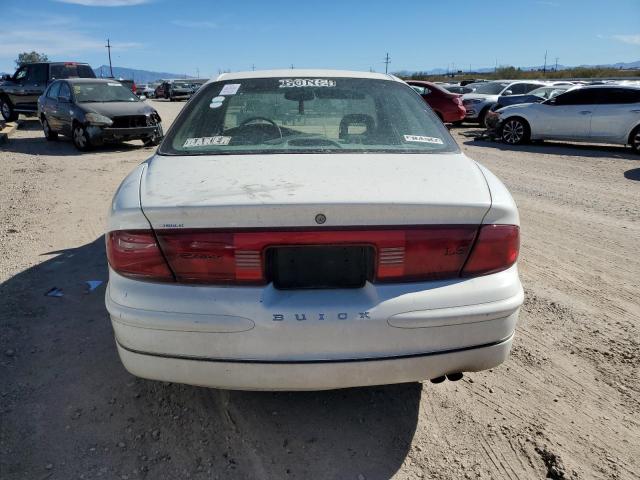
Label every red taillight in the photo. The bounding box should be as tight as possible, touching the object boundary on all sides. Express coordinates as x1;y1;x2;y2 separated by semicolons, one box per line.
155;231;263;284
106;225;519;285
153;227;478;285
376;227;477;282
462;225;519;277
106;230;174;282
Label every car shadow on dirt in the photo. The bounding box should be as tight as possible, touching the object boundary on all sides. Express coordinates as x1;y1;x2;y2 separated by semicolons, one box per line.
0;238;420;480
1;127;153;157
462;137;639;160
624;167;640;181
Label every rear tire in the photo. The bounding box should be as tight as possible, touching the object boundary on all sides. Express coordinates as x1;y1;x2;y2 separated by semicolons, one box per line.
478;108;490;128
1;97;18;122
630;125;640;154
72;124;92;151
42;116;58;141
500;117;530;145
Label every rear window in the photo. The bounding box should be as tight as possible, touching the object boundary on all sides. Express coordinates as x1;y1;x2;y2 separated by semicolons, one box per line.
472;82;510;95
50;63;96;80
159;77;457;156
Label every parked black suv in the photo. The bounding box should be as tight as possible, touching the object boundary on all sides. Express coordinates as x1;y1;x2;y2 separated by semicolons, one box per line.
0;62;95;121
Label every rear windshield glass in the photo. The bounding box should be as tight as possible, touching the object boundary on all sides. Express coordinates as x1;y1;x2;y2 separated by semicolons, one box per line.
72;83;139;103
159;77;457;155
50;64;95;80
472;82;509;95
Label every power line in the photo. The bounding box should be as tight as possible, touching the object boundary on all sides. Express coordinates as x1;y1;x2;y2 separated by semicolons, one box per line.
384;53;391;74
105;38;113;77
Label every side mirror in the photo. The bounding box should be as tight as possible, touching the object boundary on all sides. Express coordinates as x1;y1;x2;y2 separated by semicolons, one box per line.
503;90;513;96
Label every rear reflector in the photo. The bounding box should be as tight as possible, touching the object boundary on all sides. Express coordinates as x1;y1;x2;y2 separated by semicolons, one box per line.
106;225;519;285
106;230;174;282
462;225;520;277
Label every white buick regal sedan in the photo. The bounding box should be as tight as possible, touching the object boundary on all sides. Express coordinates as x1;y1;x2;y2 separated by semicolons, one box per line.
105;70;523;391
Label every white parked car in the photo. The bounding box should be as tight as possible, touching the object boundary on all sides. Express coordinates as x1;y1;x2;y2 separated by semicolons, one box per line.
105;70;523;391
462;80;546;126
494;85;640;152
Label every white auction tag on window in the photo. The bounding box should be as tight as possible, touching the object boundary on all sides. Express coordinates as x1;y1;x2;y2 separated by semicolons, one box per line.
403;135;443;144
219;84;240;95
183;136;231;147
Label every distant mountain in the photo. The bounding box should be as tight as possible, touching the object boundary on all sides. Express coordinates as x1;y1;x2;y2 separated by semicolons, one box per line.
407;59;640;76
93;65;194;83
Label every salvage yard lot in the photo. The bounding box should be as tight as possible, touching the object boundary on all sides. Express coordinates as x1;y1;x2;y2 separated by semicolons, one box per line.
1;100;638;479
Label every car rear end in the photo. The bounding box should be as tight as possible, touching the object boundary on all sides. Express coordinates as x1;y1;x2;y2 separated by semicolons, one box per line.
441;91;466;122
105;71;523;390
169;82;193;100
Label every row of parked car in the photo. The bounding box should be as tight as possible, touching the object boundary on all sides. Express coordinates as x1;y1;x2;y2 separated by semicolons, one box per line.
407;78;640;152
0;61;164;150
1;61;639;154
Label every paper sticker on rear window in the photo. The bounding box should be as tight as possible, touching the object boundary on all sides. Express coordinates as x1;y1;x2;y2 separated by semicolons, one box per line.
279;79;336;88
403;135;443;144
107;82;121;86
183;136;231;147
219;84;240;95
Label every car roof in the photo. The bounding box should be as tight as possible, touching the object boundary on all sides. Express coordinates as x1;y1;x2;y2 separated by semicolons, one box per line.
59;78;124;84
214;69;400;83
579;84;640;90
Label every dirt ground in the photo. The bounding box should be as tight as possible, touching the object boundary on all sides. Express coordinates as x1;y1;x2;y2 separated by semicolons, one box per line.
1;100;638;480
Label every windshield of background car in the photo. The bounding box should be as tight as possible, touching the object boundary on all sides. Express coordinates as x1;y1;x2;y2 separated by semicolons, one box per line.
50;64;95;79
72;83;139;103
473;82;509;94
173;82;190;89
159;77;457;155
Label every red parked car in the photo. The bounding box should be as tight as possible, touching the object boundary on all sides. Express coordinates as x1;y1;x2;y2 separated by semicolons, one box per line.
406;80;466;123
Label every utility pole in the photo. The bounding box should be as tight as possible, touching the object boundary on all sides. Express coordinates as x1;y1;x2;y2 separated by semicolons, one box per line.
290;64;294;69
554;57;559;71
494;58;498;73
543;50;547;74
384;53;391;74
252;64;255;71
196;67;200;78
106;38;113;77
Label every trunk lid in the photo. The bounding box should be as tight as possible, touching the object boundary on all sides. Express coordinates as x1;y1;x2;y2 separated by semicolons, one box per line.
140;153;491;229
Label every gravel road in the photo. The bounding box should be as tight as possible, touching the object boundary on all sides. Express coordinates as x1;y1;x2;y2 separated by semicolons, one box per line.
1;100;638;480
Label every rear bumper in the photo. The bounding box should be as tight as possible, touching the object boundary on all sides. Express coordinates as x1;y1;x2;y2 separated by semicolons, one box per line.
106;266;523;390
443;105;467;123
115;334;514;391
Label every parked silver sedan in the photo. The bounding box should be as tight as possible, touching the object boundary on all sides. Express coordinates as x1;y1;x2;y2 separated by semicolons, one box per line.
493;85;640;153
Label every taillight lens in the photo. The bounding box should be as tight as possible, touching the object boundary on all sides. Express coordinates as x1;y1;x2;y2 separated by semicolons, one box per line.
376;227;477;282
155;231;263;284
106;230;174;282
105;225;519;285
462;225;519;277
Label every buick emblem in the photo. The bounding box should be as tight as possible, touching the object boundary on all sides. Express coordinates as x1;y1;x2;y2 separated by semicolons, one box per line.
315;213;326;224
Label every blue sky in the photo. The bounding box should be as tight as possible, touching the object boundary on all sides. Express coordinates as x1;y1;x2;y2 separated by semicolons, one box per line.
0;0;639;76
